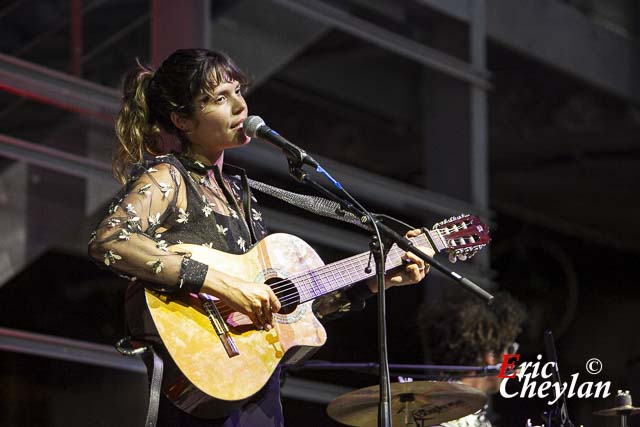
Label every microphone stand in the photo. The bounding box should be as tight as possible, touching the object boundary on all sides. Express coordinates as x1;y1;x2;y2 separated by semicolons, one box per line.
279;150;494;427
543;330;575;427
288;160;394;427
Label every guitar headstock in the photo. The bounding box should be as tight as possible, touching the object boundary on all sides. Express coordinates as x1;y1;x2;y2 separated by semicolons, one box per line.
432;214;491;262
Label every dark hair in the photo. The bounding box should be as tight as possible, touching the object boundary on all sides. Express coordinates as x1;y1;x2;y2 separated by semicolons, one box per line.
417;291;526;366
113;49;250;183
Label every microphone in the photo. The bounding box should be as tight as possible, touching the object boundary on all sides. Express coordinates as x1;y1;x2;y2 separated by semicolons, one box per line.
243;116;319;169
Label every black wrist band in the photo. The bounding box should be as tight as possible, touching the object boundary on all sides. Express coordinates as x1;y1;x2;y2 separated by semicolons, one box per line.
178;256;208;294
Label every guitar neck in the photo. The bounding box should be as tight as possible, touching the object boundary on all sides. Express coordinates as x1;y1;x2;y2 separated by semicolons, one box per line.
292;231;446;304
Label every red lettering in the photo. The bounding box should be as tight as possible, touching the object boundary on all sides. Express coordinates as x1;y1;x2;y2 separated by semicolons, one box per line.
497;354;520;379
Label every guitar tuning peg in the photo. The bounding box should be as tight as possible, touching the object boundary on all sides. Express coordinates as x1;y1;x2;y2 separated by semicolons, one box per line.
448;252;458;263
458;254;468;261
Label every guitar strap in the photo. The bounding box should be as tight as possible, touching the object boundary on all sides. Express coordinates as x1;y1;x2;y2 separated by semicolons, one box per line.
247;178;368;230
146;348;163;427
116;337;163;427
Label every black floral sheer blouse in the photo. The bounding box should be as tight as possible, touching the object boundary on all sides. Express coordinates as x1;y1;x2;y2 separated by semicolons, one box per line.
88;153;362;316
89;153;267;291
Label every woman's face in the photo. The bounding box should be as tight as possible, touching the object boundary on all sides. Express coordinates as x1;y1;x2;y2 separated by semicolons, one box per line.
182;79;250;160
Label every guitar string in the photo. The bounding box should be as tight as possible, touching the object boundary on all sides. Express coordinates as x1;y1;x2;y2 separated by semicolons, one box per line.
214;234;430;318
213;229;481;319
213;247;404;319
265;234;428;296
273;232;437;296
211;246;413;325
207;225;484;324
212;230;481;323
214;250;387;317
269;227;484;306
215;235;478;323
213;243;412;319
270;243;406;299
218;228;482;313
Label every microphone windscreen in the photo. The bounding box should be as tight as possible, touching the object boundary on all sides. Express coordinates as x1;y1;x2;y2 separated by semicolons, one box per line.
243;115;265;138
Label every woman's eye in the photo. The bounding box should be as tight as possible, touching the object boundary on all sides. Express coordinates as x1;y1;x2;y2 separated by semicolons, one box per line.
235;86;242;95
215;95;226;103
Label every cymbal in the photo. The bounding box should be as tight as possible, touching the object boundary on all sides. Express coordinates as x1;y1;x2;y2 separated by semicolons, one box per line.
594;390;640;416
327;381;487;426
593;406;640;416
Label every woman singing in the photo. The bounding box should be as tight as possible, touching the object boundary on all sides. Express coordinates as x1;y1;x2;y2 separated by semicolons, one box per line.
88;49;431;426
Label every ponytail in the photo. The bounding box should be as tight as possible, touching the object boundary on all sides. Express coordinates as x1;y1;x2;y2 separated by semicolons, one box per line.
113;60;162;183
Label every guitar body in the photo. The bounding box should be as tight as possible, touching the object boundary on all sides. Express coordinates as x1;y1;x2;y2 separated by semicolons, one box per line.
130;233;328;418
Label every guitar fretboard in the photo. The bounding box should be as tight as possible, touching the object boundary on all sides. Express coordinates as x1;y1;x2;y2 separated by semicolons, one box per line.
286;232;442;304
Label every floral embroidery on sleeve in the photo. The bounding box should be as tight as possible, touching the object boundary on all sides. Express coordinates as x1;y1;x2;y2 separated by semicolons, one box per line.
126;216;141;231
88;159;186;292
237;237;246;252
156;240;168;251
149;212;161;227
216;224;228;236
158;182;173;199
108;200;121;214
138;183;152;196
146;259;164;274
202;195;216;217
118;229;132;241
104;250;122;266
177;208;190;223
125;204;137;215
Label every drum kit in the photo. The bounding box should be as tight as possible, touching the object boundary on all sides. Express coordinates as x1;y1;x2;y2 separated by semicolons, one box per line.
324;380;640;426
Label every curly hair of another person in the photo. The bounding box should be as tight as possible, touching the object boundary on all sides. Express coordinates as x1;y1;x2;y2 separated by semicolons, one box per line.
417;292;526;366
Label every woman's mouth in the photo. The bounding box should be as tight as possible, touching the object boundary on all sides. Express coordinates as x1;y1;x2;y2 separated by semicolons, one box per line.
231;120;245;131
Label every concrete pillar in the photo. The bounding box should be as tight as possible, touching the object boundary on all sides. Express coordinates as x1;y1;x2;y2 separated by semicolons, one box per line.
150;0;210;67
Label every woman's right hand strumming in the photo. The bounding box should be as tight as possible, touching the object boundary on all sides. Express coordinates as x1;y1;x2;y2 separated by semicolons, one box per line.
204;273;281;331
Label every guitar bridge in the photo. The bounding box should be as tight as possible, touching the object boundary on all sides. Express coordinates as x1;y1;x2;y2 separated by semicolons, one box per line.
199;296;240;358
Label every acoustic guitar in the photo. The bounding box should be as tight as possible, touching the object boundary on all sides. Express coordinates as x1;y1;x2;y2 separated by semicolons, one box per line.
126;215;490;418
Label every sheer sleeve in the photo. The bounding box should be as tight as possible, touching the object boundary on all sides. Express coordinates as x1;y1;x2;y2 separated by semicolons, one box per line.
88;162;192;292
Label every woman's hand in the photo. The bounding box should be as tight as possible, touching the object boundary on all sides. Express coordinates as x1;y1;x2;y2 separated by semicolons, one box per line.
367;229;434;293
215;280;281;331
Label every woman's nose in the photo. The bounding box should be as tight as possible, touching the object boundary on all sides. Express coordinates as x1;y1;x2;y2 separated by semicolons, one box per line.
232;94;246;114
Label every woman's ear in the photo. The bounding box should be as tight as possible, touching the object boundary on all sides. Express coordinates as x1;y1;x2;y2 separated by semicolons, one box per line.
170;112;191;133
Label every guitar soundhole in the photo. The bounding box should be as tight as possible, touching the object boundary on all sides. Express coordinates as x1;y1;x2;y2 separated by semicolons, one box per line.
265;277;299;315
